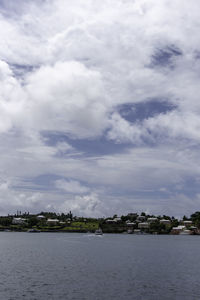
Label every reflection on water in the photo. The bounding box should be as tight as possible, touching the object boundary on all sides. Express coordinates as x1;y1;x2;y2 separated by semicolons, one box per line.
0;232;200;300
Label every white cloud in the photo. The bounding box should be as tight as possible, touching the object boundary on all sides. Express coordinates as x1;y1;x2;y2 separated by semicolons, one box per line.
59;193;101;217
23;61;108;138
0;0;200;143
55;179;90;194
107;112;149;144
0;60;25;133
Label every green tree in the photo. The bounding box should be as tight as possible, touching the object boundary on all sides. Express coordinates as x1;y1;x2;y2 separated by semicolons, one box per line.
150;221;165;234
0;217;12;226
28;217;38;227
191;211;200;228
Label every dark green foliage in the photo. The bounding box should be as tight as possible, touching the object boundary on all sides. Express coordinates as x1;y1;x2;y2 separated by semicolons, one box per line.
0;217;12;226
191;211;200;228
150;221;166;234
171;218;179;226
121;215;129;222
28;216;38;227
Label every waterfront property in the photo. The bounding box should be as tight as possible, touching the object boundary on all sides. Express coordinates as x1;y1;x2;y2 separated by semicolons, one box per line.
46;219;59;225
147;217;158;223
0;210;200;235
160;219;171;225
171;225;186;234
183;220;193;227
138;222;149;229
12;218;27;225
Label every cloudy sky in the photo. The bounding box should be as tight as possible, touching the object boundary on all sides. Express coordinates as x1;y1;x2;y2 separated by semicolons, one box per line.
0;0;200;217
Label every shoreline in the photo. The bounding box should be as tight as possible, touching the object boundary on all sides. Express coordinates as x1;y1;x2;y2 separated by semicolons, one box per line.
1;229;199;235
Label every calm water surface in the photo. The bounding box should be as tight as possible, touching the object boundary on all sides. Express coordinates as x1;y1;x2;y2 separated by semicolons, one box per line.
0;232;200;300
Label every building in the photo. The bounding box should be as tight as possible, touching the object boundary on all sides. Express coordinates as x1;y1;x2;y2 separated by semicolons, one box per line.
12;218;27;225
138;222;149;229
160;219;171;225
171;225;185;234
105;219;116;224
147;217;158;223
46;219;59;225
183;220;192;227
113;217;121;223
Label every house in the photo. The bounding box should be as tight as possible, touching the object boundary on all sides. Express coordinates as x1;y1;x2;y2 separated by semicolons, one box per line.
190;226;198;234
105;219;116;224
113;217;121;222
183;220;192;227
147;217;158;223
171;225;185;234
138;222;149;229
46;218;59;225
12;218;27;225
160;219;171;225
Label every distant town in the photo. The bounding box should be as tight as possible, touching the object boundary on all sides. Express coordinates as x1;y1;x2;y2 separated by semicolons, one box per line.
1;210;200;235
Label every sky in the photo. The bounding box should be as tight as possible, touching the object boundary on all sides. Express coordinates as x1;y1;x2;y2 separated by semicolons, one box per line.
0;0;200;217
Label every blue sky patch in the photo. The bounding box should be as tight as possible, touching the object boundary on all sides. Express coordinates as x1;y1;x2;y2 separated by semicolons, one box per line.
10;63;36;78
42;131;132;156
151;45;182;68
118;100;176;123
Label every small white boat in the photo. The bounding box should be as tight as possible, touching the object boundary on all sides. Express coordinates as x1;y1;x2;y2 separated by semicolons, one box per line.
27;228;40;233
95;228;103;235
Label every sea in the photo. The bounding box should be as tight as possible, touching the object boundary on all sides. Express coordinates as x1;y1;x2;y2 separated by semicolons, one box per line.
0;232;200;300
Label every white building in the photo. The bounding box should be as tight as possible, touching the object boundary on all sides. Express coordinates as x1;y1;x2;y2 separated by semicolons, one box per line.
46;218;59;225
113;217;121;222
183;220;192;226
160;219;171;225
147;218;157;223
171;225;186;234
106;219;116;224
12;218;27;225
138;222;149;229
